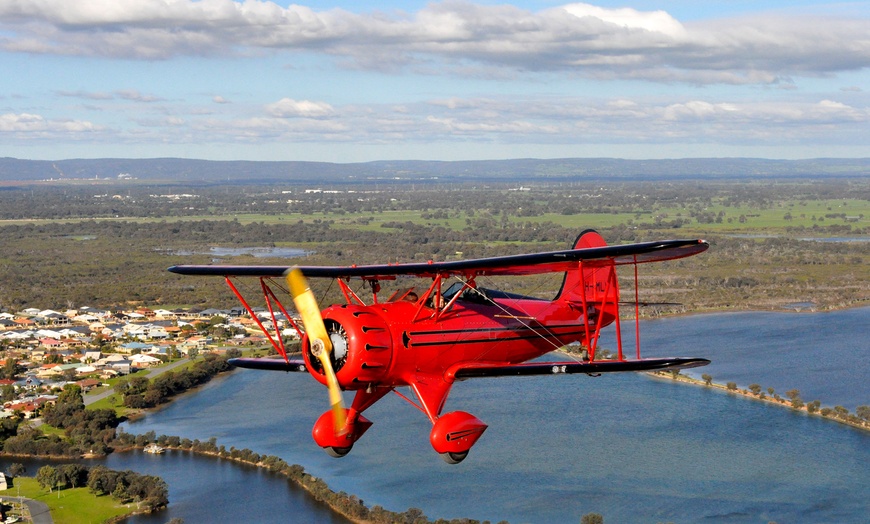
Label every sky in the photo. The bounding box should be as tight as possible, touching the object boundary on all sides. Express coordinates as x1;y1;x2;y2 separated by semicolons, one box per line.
1;0;869;162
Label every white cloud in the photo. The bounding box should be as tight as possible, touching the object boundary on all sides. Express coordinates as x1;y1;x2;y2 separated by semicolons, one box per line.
115;89;162;103
0;1;868;84
265;98;335;118
0;112;100;134
560;3;686;37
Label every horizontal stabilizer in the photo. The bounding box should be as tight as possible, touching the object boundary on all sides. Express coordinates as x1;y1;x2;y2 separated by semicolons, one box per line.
228;357;307;372
449;357;709;380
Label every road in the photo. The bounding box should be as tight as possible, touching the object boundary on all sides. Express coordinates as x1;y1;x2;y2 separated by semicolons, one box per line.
83;358;193;406
21;498;52;524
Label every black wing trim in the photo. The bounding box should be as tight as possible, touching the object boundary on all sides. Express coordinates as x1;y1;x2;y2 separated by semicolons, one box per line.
168;238;708;279
228;357;307;372
451;357;709;380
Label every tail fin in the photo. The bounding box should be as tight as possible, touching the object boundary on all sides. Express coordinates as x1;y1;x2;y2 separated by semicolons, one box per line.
556;230;620;324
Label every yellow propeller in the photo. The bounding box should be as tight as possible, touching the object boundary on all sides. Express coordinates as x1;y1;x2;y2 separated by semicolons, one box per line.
287;267;347;434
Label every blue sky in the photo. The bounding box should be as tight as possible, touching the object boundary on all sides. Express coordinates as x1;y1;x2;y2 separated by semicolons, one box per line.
1;1;868;162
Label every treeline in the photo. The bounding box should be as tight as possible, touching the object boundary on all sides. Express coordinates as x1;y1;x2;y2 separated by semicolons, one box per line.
30;463;168;511
0;182;867;310
1;178;868;221
3;384;119;457
117;431;506;524
1;354;238;457
116;351;238;409
697;373;870;430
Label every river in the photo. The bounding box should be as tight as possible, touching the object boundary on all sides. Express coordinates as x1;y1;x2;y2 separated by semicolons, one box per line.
6;307;869;523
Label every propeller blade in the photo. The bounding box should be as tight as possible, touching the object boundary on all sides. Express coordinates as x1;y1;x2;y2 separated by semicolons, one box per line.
287;268;347;434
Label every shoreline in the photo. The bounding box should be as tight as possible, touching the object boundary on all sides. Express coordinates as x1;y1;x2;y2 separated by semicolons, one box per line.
111;443;374;524
647;370;870;433
624;298;870;320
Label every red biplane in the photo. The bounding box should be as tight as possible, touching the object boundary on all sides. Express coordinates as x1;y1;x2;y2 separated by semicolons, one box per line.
169;230;709;463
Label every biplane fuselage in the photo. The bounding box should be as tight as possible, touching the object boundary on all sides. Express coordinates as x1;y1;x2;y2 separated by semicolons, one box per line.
316;292;608;387
169;229;709;463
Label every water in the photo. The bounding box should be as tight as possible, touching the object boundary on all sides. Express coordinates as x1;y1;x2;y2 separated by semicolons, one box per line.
4;451;351;524
8;308;869;523
603;307;869;409
170;246;311;259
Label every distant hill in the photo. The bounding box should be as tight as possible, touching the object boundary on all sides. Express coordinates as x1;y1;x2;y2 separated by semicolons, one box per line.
0;157;868;184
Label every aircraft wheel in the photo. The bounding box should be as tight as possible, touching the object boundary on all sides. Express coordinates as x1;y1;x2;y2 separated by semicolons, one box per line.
325;445;352;458
440;451;468;464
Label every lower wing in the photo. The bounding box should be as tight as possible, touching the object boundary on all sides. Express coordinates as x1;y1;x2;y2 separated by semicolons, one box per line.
448;357;709;380
228;357;307;372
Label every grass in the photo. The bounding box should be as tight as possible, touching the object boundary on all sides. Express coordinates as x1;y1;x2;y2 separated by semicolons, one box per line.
0;197;867;235
11;477;133;524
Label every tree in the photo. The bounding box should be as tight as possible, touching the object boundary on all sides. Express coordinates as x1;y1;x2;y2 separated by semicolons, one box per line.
726;382;737;391
785;389;803;409
1;358;19;380
1;384;15;402
113;377;130;396
581;513;604;524
701;374;712;386
36;465;59;492
59;463;88;489
748;384;762;396
58;383;85;408
9;463;25;478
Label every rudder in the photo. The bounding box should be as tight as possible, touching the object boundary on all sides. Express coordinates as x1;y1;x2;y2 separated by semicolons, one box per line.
556;230;620;324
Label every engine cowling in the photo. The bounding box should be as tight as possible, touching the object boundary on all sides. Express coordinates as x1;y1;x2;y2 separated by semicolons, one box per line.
301;304;393;389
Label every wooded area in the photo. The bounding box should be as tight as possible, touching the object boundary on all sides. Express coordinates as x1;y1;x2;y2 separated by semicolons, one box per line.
0;179;867;313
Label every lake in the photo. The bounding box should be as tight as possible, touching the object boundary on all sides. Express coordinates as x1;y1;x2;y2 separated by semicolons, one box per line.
7;308;868;523
170;246;311;259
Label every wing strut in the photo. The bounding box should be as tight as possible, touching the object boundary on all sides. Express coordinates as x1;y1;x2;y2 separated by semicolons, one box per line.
261;278;304;339
633;255;641;360
609;264;625;361
224;276;296;363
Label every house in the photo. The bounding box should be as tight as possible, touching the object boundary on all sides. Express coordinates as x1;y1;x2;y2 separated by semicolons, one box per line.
83;351;102;363
75;365;99;376
5;395;56;418
135;308;156;318
75;378;101;391
73;313;101;323
180;335;210;349
95;354;132;375
79;306;111;318
153;309;178;319
131;354;162;368
107;360;132;375
118;341;154;354
41;311;70;325
36;363;63;377
16;376;43;390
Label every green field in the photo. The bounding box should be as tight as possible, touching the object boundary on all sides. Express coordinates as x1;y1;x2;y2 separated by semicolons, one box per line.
2;197;867;235
8;477;133;524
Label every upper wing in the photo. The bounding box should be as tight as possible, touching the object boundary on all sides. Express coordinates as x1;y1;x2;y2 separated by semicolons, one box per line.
168;238;708;280
447;356;710;381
